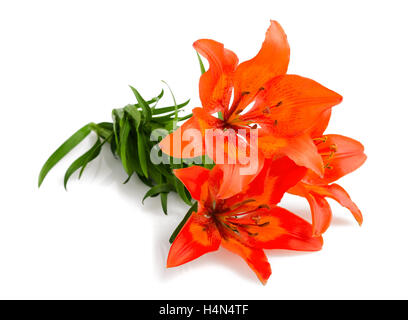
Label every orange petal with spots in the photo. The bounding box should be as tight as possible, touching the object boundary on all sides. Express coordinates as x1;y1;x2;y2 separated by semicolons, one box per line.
303;134;367;185
242;75;342;137
227;206;323;250
167;212;221;268
232;20;290;112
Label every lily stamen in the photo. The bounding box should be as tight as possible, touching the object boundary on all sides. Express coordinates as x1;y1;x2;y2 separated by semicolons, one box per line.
313;136;328;144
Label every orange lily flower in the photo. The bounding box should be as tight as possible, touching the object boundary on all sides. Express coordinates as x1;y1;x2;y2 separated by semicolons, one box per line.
160;20;342;176
289;134;367;236
167;157;323;284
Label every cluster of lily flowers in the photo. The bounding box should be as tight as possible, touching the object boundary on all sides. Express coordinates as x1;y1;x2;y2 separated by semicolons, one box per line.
159;21;366;284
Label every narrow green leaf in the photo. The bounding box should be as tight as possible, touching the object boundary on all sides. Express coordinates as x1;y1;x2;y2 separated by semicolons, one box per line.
136;172;154;187
63;137;102;189
124;105;141;130
196;51;206;75
161;81;179;122
119;117;132;174
151;162;174;180
169;201;198;243
178;113;193;121
160;192;168;215
129;86;152;121
127;131;144;177
159;174;168;215
174;176;192;205
78;134;112;178
110;137;117;157
152;112;192;123
148;164;163;185
112;109;124;148
96;122;114;131
142;183;173;203
147;89;164;105
91;122;113;138
151;100;190;115
123;173;133;184
38;123;92;187
137;129;149;178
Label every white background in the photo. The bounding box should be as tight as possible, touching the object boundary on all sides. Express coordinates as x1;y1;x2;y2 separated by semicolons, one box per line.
1;0;407;299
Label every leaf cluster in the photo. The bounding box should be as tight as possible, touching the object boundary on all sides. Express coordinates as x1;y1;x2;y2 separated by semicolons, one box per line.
38;86;196;214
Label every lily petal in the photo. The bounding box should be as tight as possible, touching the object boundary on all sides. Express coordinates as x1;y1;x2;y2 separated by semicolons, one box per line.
305;192;332;237
229;157;306;205
221;237;271;285
290;183;332;236
258;134;324;177
215;145;265;199
292;182;363;226
159;117;203;159
228;206;324;251
303;134;367;185
167;212;221;268
194;39;239;114
173;166;211;201
232;20;290;110
242;75;342;136
309;109;331;138
325;184;363;225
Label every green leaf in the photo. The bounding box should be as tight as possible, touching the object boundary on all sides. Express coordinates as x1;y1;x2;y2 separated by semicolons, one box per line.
142;183;173;203
174;175;192;205
112;109;124;148
119;117;132;174
152;112;192;123
176;113;192;121
129;86;152;121
151;99;190;115
144;162;159;184
159;174;168;215
64;137;102;189
136;172;153;187
196;51;206;75
123;173;133;184
160;192;168;215
151;161;174;180
147;89;164;105
38;123;92;187
127;131;144;177
110;137;117;157
79;133;112;178
169;201;198;243
124;105;141;130
91;122;113;138
137;129;149;178
161;80;179;122
96;122;114;131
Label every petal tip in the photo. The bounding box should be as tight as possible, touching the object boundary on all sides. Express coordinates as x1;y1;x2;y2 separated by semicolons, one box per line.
258;269;271;285
312;230;322;238
314;235;324;250
166;259;176;269
309;233;324;250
